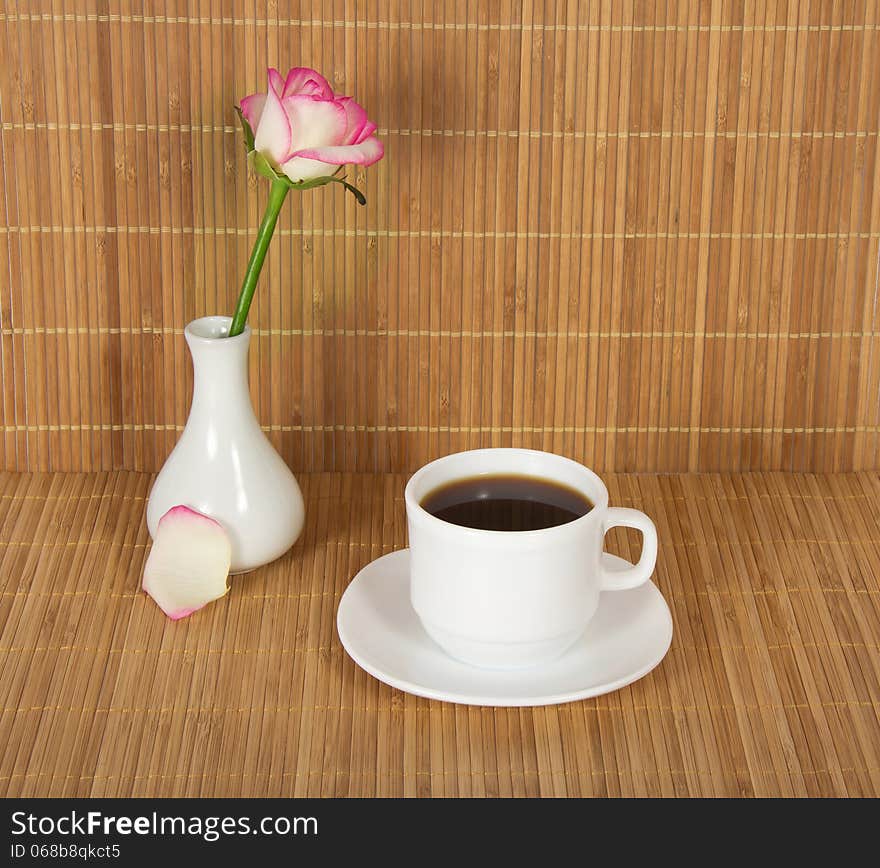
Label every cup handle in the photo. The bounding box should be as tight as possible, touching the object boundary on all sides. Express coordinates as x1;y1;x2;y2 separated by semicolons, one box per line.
599;507;658;591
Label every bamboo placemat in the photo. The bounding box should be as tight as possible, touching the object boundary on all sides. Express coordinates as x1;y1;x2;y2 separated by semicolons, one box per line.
0;469;878;797
2;2;880;474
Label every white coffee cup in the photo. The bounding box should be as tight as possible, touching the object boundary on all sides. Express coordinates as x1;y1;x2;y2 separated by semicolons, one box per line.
404;448;658;669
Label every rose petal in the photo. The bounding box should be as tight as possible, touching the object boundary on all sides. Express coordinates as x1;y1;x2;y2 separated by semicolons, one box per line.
268;67;285;96
337;96;369;145
254;84;292;166
355;121;378;144
279;155;338;183
290;136;384;167
142;506;231;621
239;93;266;134
284;94;348;154
282;67;335;99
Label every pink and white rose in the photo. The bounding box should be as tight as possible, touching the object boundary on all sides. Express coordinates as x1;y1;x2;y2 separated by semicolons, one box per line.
240;67;384;183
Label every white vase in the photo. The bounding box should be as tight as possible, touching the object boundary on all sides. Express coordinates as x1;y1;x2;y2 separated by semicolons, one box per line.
146;316;305;573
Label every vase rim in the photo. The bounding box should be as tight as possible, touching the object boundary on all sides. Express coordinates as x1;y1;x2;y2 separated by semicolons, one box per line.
185;315;251;344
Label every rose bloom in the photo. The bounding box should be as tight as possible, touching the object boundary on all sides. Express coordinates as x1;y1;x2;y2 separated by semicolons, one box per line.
240;67;383;183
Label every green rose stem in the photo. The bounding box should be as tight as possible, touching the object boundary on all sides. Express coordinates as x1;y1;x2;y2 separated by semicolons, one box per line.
227;177;290;337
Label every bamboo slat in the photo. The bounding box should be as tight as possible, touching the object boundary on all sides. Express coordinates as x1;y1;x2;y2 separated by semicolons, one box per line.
0;1;878;473
0;469;877;797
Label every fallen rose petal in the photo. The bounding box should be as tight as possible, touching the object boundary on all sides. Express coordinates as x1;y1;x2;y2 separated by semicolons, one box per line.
143;505;231;620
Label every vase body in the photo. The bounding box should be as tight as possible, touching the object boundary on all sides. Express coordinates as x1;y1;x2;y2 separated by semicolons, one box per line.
147;316;304;572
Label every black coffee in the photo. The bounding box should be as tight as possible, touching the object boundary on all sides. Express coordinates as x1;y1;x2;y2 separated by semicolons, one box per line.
420;474;593;531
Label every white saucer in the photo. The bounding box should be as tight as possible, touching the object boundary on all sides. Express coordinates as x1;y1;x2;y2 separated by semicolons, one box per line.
336;549;673;707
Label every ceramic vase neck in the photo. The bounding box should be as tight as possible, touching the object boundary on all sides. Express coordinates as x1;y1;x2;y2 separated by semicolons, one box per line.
184;316;257;422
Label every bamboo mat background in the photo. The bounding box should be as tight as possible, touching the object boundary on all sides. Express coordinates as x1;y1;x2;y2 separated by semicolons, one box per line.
1;1;879;474
0;470;876;797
